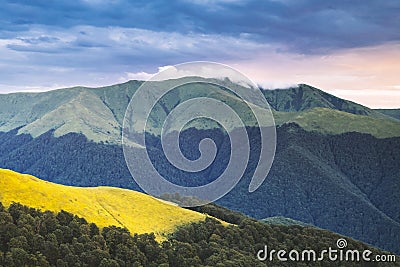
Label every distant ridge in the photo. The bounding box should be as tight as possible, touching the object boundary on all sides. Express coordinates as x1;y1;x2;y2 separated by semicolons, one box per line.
376;109;400;120
273;107;400;138
262;84;385;117
0;80;141;144
1;80;400;142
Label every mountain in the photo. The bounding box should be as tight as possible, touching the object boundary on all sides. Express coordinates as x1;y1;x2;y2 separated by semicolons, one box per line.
1;123;399;254
273;107;400;138
262;84;385;117
0;168;207;240
1;80;399;142
218;124;400;254
0;81;141;144
263;84;400;137
376;109;400;121
0;80;399;254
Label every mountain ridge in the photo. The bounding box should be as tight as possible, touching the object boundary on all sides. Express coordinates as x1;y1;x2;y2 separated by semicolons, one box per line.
262;83;387;117
1;79;400;142
376;108;400;120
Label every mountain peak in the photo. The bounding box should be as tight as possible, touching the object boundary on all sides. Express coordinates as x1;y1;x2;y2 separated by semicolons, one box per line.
0;80;398;143
262;83;383;117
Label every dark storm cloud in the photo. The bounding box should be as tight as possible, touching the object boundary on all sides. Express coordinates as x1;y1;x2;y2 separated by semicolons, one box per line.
1;0;399;98
1;0;399;53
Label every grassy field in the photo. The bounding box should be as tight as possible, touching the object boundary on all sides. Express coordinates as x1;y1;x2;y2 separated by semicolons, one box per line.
0;169;207;241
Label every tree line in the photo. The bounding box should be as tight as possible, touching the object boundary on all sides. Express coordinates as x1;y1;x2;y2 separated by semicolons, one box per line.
0;201;397;267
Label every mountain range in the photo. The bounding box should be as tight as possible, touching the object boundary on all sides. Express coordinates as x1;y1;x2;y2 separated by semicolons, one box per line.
0;79;399;254
1;81;399;142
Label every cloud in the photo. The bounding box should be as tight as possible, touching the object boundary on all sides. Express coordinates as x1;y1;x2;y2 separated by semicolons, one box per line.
1;24;271;69
231;42;400;108
258;81;298;90
124;71;154;81
0;0;399;108
123;63;260;89
0;24;274;92
0;0;399;53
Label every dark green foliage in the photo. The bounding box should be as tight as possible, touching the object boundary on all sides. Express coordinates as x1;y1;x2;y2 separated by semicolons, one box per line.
152;124;400;254
0;124;399;254
218;123;400;254
0;129;138;190
0;202;166;267
261;216;312;227
0;202;398;267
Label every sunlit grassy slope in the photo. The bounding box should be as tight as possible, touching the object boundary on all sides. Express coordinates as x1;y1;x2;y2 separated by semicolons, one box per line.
0;169;207;240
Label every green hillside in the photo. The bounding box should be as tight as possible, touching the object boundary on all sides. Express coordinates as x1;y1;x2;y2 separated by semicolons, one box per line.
0;80;399;142
262;84;385;117
273;107;400;138
0;168;208;241
376;109;400;120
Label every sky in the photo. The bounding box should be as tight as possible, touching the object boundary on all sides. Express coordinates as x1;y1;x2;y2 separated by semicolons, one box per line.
0;0;399;108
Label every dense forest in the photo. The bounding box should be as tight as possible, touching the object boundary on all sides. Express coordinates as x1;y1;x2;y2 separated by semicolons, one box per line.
0;201;397;267
0;124;399;254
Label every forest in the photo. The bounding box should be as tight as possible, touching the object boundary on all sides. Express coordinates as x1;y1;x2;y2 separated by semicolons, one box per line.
0;201;397;267
0;124;399;254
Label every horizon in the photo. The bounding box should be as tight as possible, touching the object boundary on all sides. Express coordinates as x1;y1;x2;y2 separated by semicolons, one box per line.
0;1;399;108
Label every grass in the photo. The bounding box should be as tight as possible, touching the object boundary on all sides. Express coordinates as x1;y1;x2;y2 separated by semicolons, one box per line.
0;169;207;241
273;107;400;138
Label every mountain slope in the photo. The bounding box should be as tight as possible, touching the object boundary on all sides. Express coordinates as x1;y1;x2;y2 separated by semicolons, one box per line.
217;124;400;253
376;109;400;120
262;84;386;117
0;81;141;144
1;80;400;142
261;216;313;227
1;124;399;253
19;90;121;144
274;107;400;138
0;168;207;240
